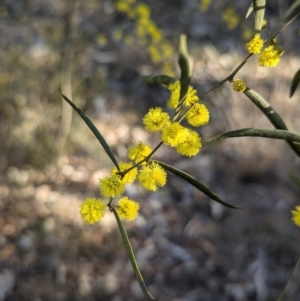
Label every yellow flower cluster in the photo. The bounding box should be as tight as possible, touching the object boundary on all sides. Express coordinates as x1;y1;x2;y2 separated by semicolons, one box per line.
291;206;300;227
114;0;175;75
162;123;202;157
80;198;106;224
232;79;247;92
117;197;140;221
246;34;264;54
258;44;283;68
222;5;240;30
168;81;199;108
141;81;209;158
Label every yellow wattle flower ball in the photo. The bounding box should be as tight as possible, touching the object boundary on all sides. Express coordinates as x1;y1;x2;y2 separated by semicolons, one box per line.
185;85;200;107
186;103;210;127
167;81;200;108
258;44;283;68
138;162;167;191
175;128;202;157
99;174;125;198
167;81;180;108
143;107;170;132
291;206;300;227
246;34;264;54
128;142;153;163
232;79;247;92
80;198;106;224
112;162;137;185
116;197;140;221
161;122;186;147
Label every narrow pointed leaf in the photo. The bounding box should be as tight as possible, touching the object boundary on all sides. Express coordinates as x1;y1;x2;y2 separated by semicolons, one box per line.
61;93;120;171
243;88;300;157
146;75;177;86
245;3;254;18
204;128;300;146
253;0;266;33
282;0;300;24
155;160;240;209
288;173;300;188
289;68;300;97
276;257;300;301
110;206;155;300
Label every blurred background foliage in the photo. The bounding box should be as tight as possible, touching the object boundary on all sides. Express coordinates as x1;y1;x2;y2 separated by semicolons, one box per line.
1;0;300;300
0;0;298;169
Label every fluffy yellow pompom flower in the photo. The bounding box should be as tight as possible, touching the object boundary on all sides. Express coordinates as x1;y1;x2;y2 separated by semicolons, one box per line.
258;44;283;68
167;81;199;108
116;197;140;221
80;198;106;224
143;107;170;132
161;122;187;147
185;85;200;107
112;162;137;185
186;103;210;127
291;206;300;227
232;79;247;92
138;162;167;191
175;129;202;157
168;81;180;108
99;174;124;198
246;34;263;54
128;142;153;163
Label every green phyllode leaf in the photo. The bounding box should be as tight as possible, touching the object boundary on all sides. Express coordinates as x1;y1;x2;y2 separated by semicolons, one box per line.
203;128;300;146
289;68;300;98
253;0;266;33
282;0;300;24
175;34;192;120
155;160;241;209
146;75;177;86
288;173;300;188
61;93;120;172
110;206;155;300
245;2;254;19
276;257;300;301
243;88;300;157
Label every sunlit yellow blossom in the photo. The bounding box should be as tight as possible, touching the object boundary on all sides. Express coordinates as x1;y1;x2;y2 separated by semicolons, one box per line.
80;198;106;224
185;85;200;107
186;103;210;127
112;162;137;185
291;206;300;227
148;23;162;43
97;34;107;46
200;0;211;12
143;107;170;132
222;5;240;30
161;122;187;147
115;2;130;13
232;79;247;92
135;3;151;19
147;44;161;63
117;197;140;221
128;142;153;163
175;129;202;157
258;44;283;68
161;42;174;58
99;174;124;198
167;81;199;108
246;34;263;54
168;81;180;108
138;162;167;191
